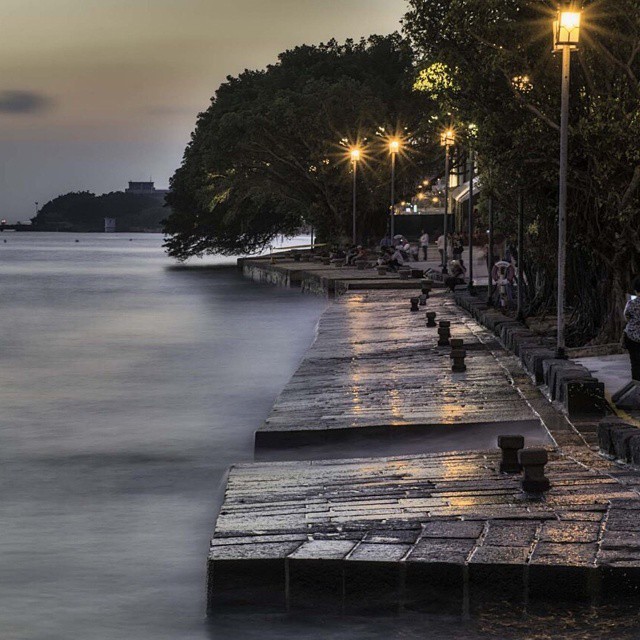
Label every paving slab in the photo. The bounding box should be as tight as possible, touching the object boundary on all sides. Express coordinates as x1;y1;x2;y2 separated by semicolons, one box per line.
256;290;542;448
208;449;640;613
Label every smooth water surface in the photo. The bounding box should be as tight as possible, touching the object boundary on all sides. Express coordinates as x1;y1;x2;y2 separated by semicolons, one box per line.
1;233;639;640
0;233;327;639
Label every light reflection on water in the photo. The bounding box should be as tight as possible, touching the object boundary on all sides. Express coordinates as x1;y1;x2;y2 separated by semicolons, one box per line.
1;233;639;639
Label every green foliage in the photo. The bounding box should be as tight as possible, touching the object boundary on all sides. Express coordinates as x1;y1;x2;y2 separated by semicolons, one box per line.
404;0;640;344
33;191;168;232
164;34;434;259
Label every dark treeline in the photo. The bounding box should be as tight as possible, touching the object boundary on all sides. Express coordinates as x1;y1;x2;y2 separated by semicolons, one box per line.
33;191;167;232
165;1;640;346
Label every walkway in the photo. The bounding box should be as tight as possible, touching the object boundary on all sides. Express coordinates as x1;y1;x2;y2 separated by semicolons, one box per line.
256;290;541;447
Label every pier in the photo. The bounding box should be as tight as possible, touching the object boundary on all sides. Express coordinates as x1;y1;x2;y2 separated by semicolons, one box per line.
207;258;640;614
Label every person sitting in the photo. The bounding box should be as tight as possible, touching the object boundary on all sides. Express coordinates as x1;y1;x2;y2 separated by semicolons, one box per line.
388;247;405;272
354;246;368;264
345;244;358;266
445;259;467;292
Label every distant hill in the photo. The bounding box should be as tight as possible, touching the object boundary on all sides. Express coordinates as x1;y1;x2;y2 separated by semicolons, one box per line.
32;191;170;232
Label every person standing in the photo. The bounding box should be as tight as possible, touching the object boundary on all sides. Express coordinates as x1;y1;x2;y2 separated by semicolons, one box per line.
419;230;429;261
452;233;464;261
436;232;445;267
624;277;640;382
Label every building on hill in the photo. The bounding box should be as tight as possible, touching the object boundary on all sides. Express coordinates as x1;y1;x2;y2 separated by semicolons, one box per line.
125;181;170;199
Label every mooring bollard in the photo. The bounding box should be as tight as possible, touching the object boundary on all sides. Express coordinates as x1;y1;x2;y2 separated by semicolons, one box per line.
518;448;551;493
498;435;525;473
426;312;437;327
450;340;467;372
437;320;451;346
421;279;433;299
410;297;420;312
419;294;427;306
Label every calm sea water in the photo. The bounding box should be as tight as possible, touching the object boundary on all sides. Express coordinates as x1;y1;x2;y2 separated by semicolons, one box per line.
1;233;639;640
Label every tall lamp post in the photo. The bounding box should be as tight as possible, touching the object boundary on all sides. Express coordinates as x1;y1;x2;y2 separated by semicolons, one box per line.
350;147;361;244
487;194;495;306
467;149;476;295
440;129;455;275
516;189;525;321
554;2;581;358
389;139;400;240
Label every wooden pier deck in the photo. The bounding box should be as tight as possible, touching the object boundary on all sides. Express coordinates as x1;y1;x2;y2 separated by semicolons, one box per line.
256;290;541;448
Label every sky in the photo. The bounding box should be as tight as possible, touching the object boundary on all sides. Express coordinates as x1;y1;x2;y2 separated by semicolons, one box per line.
0;0;407;221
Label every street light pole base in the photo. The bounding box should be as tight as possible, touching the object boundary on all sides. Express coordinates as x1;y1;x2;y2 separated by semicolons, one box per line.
468;284;476;296
555;347;568;360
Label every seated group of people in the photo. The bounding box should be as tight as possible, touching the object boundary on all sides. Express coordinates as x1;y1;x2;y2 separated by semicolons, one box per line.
377;246;408;272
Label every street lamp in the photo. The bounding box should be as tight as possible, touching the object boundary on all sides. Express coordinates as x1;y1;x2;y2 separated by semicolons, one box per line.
440;129;455;274
388;138;401;240
350;147;361;244
554;1;581;358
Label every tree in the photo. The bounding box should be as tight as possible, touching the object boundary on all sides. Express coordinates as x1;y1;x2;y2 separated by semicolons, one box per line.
164;34;435;260
33;191;168;232
404;0;640;345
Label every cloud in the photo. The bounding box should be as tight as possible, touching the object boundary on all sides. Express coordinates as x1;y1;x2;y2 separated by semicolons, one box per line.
0;90;53;115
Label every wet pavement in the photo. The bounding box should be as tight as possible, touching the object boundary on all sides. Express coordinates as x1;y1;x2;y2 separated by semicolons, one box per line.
209;278;640;615
256;290;542;447
209;448;640;612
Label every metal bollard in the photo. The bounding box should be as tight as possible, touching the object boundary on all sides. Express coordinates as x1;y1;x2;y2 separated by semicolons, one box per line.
410;297;420;312
421;279;433;299
450;347;467;372
419;294;427;306
497;435;525;473
518;448;551;493
426;312;437;328
437;320;451;346
449;338;466;372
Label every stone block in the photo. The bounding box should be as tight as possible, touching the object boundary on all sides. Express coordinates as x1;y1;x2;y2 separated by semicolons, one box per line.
403;562;464;615
421;520;484;540
483;521;539;547
287;558;344;612
528;564;595;601
523;349;556;385
627;434;640;466
613;382;640;410
555;370;594;403
597;419;632;456
563;380;607;418
549;365;590;400
344;561;401;615
611;427;640;462
542;358;561;386
207;558;286;613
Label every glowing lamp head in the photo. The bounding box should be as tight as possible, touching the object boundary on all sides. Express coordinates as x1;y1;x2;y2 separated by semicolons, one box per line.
440;130;455;148
554;3;581;48
389;139;400;154
350;148;361;162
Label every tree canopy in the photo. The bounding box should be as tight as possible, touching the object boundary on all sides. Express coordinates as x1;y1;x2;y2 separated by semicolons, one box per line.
164;34;435;259
404;0;640;344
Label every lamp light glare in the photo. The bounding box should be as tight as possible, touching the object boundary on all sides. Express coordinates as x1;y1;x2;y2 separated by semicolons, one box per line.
440;130;455;147
554;5;581;48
